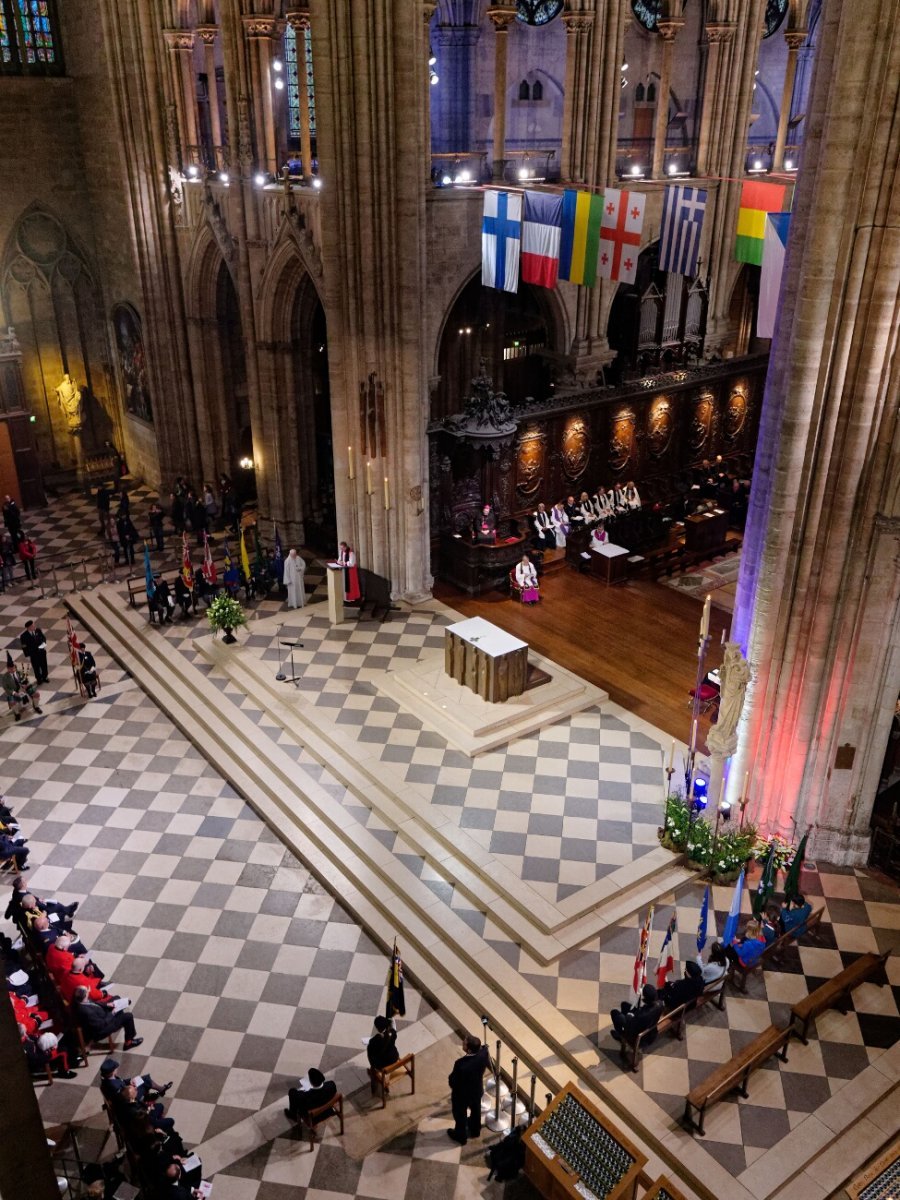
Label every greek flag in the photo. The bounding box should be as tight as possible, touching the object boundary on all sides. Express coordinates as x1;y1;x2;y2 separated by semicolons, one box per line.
482;190;522;292
658;185;707;277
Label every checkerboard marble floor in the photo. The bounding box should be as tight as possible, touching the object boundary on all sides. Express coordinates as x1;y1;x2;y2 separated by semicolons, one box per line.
3;487;900;1196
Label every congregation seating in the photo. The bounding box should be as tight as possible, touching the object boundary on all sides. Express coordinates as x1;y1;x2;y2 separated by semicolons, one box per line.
370;1052;416;1108
619;979;726;1072
683;1024;791;1135
727;906;825;993
790;950;891;1043
298;1092;345;1151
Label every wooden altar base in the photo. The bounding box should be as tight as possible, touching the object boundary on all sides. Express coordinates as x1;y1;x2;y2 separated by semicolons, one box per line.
374;646;607;757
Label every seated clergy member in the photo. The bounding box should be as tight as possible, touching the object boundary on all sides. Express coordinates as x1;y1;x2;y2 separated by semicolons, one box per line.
578;491;597;526
564;494;583;525
474;504;497;544
550;502;569;548
590;524;609;551
285;1066;338;1121
532;503;554;550
623;480;641;510
515;555;541;605
612;483;630;513
596;486;615;520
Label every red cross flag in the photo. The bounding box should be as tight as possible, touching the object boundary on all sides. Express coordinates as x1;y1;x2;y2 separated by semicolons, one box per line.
597;188;645;285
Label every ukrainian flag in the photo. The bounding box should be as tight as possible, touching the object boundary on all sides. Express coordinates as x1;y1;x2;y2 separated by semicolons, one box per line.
559;189;605;286
736;180;786;266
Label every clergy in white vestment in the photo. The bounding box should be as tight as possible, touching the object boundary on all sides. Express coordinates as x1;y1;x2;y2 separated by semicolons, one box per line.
515;555;541;604
532;503;554;549
283;548;307;609
623;481;641;510
550;503;569;548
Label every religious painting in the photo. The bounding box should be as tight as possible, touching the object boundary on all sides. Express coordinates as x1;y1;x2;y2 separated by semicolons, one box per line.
647;398;673;460
112;304;152;424
690;391;714;452
725;387;748;442
516;425;545;499
609;409;635;474
561;414;590;481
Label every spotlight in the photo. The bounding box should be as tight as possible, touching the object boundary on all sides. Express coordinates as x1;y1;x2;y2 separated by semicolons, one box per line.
272;58;283;72
518;167;530;180
785;158;794;169
621;61;628;71
441;173;451;185
459;169;471;182
274;77;285;90
254;172;266;187
312;177;323;190
631;164;642;176
692;777;709;811
718;798;732;820
218;171;229;183
430;70;439;86
753;159;763;170
667;162;678;175
238;456;254;470
429;50;437;66
186;164;200;179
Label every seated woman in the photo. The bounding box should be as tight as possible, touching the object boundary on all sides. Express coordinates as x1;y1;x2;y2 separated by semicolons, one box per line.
550;502;569;548
532;503;554;550
727;919;767;969
515;555;541;605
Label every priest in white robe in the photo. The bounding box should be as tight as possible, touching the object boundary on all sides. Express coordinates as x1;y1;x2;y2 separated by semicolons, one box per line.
283;548;307;609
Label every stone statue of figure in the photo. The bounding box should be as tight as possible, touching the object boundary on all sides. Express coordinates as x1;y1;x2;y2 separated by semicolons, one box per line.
55;373;83;433
708;641;752;756
463;360;514;431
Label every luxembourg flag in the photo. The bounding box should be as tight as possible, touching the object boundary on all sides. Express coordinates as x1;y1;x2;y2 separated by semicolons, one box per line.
757;212;791;338
482;190;522;293
521;192;563;288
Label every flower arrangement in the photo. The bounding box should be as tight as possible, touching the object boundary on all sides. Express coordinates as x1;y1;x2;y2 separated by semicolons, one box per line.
660;795;757;882
207;594;247;643
751;832;795;872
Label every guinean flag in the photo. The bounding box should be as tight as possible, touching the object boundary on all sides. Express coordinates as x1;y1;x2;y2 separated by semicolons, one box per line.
633;905;654;997
385;940;406;1019
783;831;809;903
752;842;777;916
655;912;677;989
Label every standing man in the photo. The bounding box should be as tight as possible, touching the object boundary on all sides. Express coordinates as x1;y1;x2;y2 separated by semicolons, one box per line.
20;620;48;684
2;652;42;721
2;495;22;540
77;642;99;698
17;532;37;583
283;548;306;609
447;1033;490;1145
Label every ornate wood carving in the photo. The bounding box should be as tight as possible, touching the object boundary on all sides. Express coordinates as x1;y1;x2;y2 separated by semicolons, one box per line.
724;387;748;442
609;409;636;474
561;414;590;481
516;425;545;499
359;372;386;460
690;391;715;452
647;397;673;459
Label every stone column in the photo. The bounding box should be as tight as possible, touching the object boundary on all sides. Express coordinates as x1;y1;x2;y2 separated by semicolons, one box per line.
163;28;201;166
195;25;223;166
560;11;595;183
772;30;808;172
242;16;282;174
727;0;900;865
310;0;432;599
487;5;517;182
285;9;314;181
695;22;736;178
651;18;684;179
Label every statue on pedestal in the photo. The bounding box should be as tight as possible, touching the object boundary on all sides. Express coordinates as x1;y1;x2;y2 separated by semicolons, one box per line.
55;373;83;434
708;641;753;760
445;360;517;450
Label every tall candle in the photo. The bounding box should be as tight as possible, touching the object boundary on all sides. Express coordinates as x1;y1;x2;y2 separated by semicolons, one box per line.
740;770;750;806
348;445;355;480
667;739;675;773
700;594;711;641
383;476;390;510
365;461;373;495
691;718;698;751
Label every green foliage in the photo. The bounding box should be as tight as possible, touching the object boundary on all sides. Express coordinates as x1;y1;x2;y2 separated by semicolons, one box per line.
660;795;758;880
207;594;247;634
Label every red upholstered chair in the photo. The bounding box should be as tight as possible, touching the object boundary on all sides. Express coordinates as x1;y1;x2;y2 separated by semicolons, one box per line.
689;684;719;716
509;568;524;602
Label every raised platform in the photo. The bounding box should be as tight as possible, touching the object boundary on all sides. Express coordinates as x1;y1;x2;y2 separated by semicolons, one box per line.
375;646;608;756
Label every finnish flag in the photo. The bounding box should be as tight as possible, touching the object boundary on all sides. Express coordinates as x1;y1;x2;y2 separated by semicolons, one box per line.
482;190;522;293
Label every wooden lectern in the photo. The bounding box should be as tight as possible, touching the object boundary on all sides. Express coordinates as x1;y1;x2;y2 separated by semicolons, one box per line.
326;564;345;625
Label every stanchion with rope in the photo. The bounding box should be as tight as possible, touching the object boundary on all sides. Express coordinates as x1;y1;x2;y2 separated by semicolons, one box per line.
528;1074;537;1122
484;1039;511;1133
502;1055;526;1121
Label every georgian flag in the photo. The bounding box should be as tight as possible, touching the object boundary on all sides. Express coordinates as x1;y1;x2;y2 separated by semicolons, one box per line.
482;190;522;293
597;188;645;285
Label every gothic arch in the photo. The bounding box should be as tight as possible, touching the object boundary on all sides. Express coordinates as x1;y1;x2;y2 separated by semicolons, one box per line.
184;219;232;322
255;231;324;343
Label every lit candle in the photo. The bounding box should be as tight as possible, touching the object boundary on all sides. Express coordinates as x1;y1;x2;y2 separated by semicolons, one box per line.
740;770;750;806
700;594;711;641
720;626;726;645
383;476;390;510
667;739;675;773
348;445;355;480
366;461;373;495
691;718;698;751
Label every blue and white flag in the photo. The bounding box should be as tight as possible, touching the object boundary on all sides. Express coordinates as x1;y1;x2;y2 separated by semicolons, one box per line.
696;885;711;956
757;211;791;339
658;184;707;277
723;868;746;947
482;189;522;293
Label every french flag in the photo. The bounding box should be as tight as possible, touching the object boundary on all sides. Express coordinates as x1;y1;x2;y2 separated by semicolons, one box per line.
521;192;563;288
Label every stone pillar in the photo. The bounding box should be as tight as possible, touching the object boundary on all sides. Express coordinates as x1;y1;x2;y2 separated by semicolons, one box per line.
727;0;900;865
772;30;808;172
242;16;282;174
310;0;432;599
431;24;480;153
196;25;223;166
285;9;314;180
651;19;684;179
560;11;595;183
163;28;201;166
487;5;517;182
695;23;736;178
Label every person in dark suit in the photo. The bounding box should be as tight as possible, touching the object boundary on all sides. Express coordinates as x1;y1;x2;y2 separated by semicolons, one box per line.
100;1057;171;1106
447;1033;490;1144
284;1067;337;1121
20;620;48;684
77;642;99;698
609;984;665;1044
72;986;143;1050
366;1015;399;1093
660;960;705;1011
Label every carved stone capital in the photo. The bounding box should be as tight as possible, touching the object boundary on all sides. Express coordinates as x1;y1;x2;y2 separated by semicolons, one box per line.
705;21;736;44
284;8;311;32
487;5;518;32
241;15;284;39
656;18;685;41
163;28;196;52
195;24;218;45
784;30;809;50
562;13;594;33
423;0;438;21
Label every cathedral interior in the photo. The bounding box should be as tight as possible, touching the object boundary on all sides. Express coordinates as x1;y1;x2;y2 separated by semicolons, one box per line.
0;1;899;1198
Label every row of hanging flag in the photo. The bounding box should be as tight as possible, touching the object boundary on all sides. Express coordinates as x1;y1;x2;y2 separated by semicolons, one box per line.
143;525;286;600
483;178;791;338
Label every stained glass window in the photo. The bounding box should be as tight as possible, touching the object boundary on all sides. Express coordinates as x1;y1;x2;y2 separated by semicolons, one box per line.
285;23;316;143
0;0;61;73
18;0;56;63
1;4;13;64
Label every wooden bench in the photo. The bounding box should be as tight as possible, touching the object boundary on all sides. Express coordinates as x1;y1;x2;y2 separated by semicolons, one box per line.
728;906;825;993
683;1023;790;1136
371;1051;415;1107
621;979;726;1072
790;950;891;1044
297;1092;344;1151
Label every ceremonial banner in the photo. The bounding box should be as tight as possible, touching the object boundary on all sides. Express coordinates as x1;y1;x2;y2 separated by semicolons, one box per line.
696;885;711;955
202;532;217;585
598;188;645;285
521;191;563;288
239;529;251;582
736;179;786;265
659;185;707;277
757;211;791;338
559;189;604;286
385;940;406;1018
655;912;677;989
633;905;655;996
181;532;193;588
482;190;522;292
723;868;746;946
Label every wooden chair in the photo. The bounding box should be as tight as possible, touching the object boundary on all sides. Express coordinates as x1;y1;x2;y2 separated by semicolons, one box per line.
298;1092;344;1151
509;568;524;601
371;1053;415;1108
